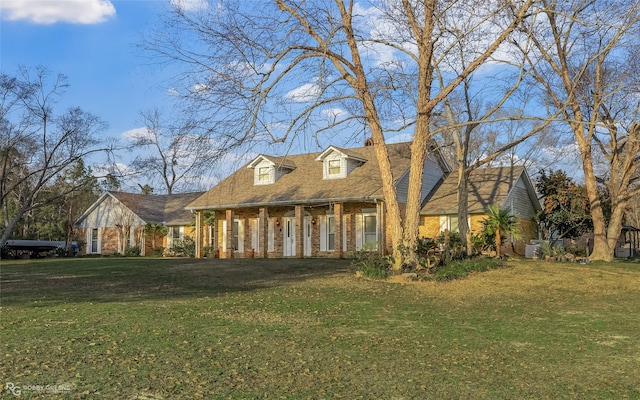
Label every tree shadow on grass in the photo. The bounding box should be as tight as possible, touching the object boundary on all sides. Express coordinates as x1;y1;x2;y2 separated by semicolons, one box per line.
0;257;355;306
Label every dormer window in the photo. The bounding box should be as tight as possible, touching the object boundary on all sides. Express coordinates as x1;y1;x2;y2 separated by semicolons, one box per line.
316;146;367;180
248;155;295;185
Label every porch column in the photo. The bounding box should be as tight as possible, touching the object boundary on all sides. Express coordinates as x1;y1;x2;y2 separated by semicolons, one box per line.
334;202;343;258
259;207;268;258
226;209;234;258
195;210;203;258
295;205;304;258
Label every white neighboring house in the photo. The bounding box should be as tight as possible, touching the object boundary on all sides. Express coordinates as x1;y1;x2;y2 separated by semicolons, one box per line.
74;191;204;256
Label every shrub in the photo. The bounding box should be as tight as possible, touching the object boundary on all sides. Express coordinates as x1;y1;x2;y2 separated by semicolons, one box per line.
352;246;390;279
415;237;439;258
432;257;507;282
540;242;554;258
169;236;196;257
152;246;164;257
566;245;587;257
414;232;467;271
124;246;141;256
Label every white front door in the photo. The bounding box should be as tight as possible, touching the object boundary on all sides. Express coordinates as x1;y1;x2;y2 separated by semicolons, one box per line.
283;217;296;256
304;216;312;256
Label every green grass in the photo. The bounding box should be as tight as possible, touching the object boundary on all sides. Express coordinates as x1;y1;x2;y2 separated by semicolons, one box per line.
1;257;639;399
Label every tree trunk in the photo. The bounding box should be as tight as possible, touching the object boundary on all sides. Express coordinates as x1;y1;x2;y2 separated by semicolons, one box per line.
578;137;613;261
457;168;472;256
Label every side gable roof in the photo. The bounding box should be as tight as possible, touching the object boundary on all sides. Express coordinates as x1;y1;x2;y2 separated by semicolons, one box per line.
420;166;540;215
75;191;205;227
187;142;416;210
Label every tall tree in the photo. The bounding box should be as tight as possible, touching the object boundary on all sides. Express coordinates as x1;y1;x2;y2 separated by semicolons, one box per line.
146;0;535;267
0;66;109;248
126;109;222;194
516;0;640;260
535;169;592;241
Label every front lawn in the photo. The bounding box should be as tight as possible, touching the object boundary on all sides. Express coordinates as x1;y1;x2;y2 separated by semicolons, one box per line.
1;257;639;399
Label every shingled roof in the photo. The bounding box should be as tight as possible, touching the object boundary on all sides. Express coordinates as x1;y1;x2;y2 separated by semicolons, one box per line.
76;191;205;227
420;166;530;215
110;191;205;225
187;142;415;210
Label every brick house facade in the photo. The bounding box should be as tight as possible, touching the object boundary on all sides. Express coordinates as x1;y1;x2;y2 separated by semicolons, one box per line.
187;142;448;259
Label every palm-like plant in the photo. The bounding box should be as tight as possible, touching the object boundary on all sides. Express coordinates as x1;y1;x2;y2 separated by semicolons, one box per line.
482;204;520;258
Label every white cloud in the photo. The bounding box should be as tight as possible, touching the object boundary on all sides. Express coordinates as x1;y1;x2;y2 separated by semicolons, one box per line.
285;82;321;103
192;83;209;95
170;0;209;12
1;0;115;24
121;127;153;141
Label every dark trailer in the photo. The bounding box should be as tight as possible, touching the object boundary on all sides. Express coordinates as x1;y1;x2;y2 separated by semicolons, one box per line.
3;240;76;259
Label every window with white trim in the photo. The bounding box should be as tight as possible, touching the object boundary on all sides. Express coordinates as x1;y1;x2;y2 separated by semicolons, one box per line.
356;211;377;250
319;214;336;251
328;159;341;175
439;215;459;233
233;219;244;252
90;228;99;253
258;167;271;183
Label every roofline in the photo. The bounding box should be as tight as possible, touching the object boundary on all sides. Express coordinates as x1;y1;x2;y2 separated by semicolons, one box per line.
315;145;368;163
185;195;386;211
419;166;541;215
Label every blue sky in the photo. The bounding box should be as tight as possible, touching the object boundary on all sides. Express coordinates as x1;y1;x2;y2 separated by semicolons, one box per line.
1;0;176;142
1;0;582;188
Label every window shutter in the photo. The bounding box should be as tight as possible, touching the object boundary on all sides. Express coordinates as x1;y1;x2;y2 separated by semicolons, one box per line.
268;218;274;252
222;220;227;252
237;219;244;253
319;215;327;251
342;215;348;252
251;219;259;250
355;214;363;250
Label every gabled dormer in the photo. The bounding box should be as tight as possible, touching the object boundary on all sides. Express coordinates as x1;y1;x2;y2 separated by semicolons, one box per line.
315;146;367;180
247;155;296;185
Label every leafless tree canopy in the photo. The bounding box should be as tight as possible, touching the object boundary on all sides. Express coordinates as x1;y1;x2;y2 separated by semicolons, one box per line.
514;0;640;260
143;0;538;265
0;66;110;247
125;109;223;194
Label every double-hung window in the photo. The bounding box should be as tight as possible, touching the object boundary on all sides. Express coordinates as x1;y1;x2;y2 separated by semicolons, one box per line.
328;159;341;176
320;214;336;251
258;167;270;183
356;211;377;251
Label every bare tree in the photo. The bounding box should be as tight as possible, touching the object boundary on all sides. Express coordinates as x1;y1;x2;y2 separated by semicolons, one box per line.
126;109;221;194
430;31;558;255
145;0;535;267
516;0;640;260
0;66;110;248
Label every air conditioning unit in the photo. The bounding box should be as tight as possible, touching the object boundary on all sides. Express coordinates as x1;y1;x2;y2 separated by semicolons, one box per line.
525;244;541;259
